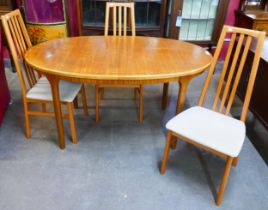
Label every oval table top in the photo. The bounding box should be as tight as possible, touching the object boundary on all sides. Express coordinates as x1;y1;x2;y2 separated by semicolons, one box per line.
24;36;212;82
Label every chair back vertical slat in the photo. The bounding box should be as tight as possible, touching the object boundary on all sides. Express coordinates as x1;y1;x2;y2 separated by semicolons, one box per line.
198;26;228;106
104;3;110;36
105;2;135;36
130;4;136;36
13;16;27;53
218;34;245;113
198;25;265;122
1;9;36;95
225;36;252;115
17;13;32;48
24;61;37;86
212;33;236;111
240;33;265;122
8;18;23;57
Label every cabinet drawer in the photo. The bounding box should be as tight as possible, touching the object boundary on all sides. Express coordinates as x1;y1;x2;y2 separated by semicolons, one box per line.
253;22;268;34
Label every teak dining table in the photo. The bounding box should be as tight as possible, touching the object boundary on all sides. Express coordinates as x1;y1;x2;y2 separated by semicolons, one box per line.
24;36;212;149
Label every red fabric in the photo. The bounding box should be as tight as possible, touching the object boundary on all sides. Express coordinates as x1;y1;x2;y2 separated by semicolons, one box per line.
0;29;11;126
219;0;240;60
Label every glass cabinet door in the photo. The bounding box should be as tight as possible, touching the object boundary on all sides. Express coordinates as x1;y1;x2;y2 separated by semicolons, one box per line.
82;0;106;26
179;0;220;41
135;0;162;27
168;0;229;44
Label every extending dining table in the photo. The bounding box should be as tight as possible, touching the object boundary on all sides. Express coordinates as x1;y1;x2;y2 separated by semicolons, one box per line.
24;36;212;149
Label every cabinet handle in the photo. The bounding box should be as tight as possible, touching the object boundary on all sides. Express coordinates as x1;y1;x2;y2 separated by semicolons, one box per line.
257;28;265;31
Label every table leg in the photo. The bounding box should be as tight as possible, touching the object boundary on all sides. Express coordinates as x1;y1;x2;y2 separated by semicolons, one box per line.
176;76;193;114
171;76;193;149
46;75;65;149
162;83;169;110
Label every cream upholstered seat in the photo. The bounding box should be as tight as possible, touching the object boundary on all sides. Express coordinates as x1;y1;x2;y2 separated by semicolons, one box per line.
166;106;245;157
160;26;265;206
26;77;82;103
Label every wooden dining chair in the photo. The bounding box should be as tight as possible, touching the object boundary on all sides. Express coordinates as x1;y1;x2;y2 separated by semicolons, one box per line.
1;9;89;144
95;2;144;125
160;25;265;205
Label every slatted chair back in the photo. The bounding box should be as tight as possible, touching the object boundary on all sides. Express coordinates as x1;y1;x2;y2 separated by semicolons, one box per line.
198;25;265;122
1;9;37;96
104;2;136;36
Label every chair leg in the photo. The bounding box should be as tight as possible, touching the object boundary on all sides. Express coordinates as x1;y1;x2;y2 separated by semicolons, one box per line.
67;103;77;144
80;84;89;116
216;156;234;206
73;96;79;109
95;85;100;122
162;83;169;110
100;88;104;99
232;157;238;167
24;100;31;139
170;136;177;149
41;103;46;112
160;131;172;174
134;87;138;100
139;85;143;126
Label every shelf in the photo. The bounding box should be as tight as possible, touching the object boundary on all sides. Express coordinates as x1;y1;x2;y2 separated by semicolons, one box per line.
182;17;216;21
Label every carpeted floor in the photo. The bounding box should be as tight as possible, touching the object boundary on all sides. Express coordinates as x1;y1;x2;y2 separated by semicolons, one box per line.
0;66;267;210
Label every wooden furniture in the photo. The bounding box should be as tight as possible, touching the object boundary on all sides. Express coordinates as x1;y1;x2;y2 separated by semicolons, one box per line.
236;0;268;35
235;10;268;35
1;9;89;143
160;26;265;205
235;37;268;162
0;0;15;16
77;0;167;37
239;0;268;11
168;0;230;46
24;36;212;149
96;2;143;125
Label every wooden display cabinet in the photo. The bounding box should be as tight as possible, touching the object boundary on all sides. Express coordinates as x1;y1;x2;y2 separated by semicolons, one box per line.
77;0;168;37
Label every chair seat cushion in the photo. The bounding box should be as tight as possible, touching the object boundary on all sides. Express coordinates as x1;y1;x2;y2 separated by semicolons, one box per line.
166;106;246;157
26;77;81;102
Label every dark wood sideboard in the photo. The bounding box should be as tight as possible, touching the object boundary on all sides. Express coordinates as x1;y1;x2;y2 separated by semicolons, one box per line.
232;37;268;163
236;38;268;130
235;10;268;35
